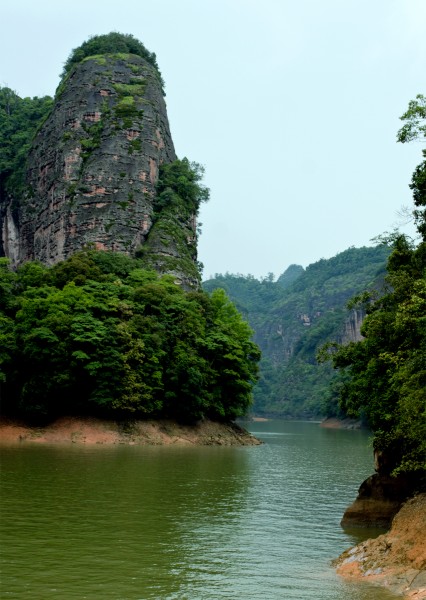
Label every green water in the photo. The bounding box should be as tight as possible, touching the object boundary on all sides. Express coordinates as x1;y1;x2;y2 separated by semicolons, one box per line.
0;421;398;599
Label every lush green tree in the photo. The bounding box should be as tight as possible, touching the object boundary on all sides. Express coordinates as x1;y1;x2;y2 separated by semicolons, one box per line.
0;250;260;423
397;94;426;143
203;288;260;420
0;257;17;312
154;158;209;215
0;259;17;387
0;87;53;197
410;159;426;239
397;93;426;239
327;237;426;474
323;96;426;475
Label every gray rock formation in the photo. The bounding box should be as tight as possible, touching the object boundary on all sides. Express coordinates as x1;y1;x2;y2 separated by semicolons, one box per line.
341;308;365;343
1;52;199;287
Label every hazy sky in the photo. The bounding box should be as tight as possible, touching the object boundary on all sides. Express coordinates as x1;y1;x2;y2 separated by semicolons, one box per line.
2;0;425;279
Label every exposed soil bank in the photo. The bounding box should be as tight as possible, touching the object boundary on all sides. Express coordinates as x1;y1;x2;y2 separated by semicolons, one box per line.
320;417;365;430
335;494;426;599
0;416;262;446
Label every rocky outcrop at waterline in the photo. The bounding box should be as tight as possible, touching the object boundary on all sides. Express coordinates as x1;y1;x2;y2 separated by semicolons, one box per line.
335;493;426;599
319;417;364;430
341;445;425;529
341;472;421;529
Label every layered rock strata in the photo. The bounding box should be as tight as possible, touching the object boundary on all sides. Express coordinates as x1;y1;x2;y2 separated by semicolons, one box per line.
1;53;200;286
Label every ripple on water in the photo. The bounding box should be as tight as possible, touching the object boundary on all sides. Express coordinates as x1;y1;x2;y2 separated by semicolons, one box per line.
0;423;398;599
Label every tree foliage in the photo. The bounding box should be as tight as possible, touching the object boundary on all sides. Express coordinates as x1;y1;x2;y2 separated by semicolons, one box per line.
327;237;426;474
0;251;259;424
0;87;53;196
154;158;209;215
325;96;426;475
397;94;426;144
397;93;426;240
136;158;209;286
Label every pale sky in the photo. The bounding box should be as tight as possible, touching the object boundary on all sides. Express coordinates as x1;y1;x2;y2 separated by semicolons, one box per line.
2;0;425;279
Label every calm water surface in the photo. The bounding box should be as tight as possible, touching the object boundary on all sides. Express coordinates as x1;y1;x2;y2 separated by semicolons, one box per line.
0;420;398;599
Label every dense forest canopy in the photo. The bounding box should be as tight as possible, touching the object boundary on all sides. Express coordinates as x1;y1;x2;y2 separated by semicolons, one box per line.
0;250;260;423
322;94;426;476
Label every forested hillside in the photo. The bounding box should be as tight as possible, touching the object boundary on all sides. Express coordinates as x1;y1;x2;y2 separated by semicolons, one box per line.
0;250;259;423
203;245;390;418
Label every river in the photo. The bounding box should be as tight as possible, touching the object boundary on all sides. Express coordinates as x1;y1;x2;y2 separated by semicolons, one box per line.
0;420;398;599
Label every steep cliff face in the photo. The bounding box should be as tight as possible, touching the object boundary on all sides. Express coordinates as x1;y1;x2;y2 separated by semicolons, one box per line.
252;307;365;368
1;50;200;286
341;308;365;343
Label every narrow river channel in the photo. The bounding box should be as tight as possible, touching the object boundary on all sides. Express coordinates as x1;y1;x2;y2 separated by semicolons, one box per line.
1;420;398;599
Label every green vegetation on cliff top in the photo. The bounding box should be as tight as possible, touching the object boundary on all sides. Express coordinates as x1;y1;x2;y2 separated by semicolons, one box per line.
138;158;209;286
61;32;165;93
0;33;165;200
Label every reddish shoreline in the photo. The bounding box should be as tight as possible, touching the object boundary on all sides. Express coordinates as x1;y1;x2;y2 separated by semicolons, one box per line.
0;416;262;446
320;417;364;429
335;494;426;599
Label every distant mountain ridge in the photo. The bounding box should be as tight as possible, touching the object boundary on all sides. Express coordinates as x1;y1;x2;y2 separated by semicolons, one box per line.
203;245;391;418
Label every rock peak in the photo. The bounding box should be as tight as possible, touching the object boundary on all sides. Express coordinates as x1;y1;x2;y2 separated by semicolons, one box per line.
1;36;203;289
